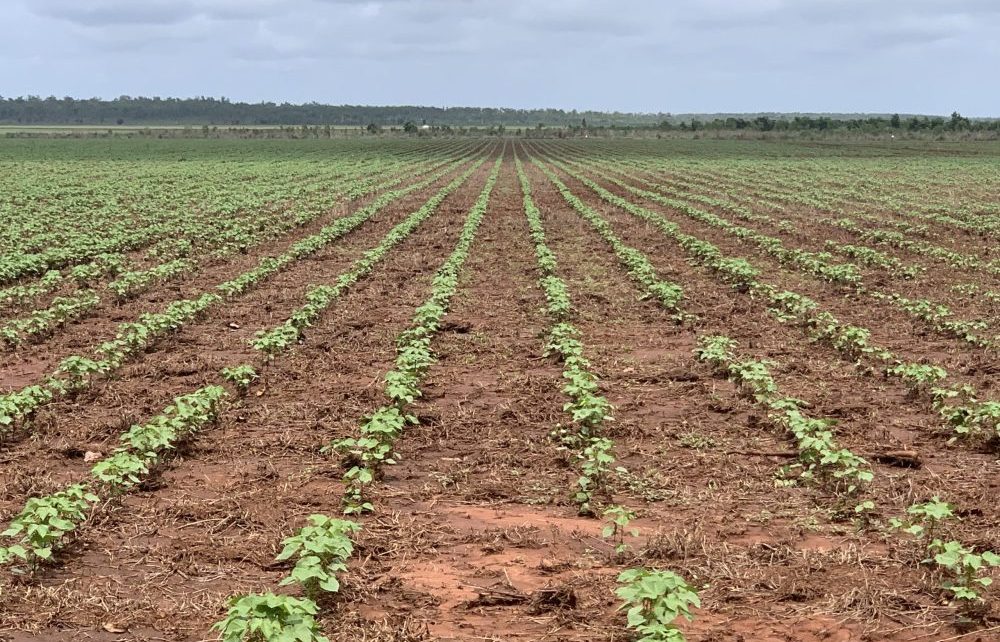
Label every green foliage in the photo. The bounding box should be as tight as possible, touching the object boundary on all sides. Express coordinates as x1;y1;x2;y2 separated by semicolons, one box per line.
603;505;639;555
694;335;737;369
93;386;226;491
250;159;488;359
324;158;502;515
616;569;700;642
1;290;101;347
928;540;1000;602
0;484;98;570
891;498;1000;602
890;497;954;541
222;365;259;393
888;363;947;395
277;515;360;595
213;594;328;642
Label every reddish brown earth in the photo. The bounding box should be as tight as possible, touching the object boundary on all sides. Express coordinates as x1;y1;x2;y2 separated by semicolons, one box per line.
2;142;999;642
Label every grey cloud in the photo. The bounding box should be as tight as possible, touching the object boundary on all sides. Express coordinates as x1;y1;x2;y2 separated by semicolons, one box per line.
31;0;287;26
5;0;1000;115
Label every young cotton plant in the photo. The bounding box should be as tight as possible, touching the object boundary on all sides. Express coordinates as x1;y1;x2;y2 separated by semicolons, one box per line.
277;515;360;596
891;498;1000;604
0;385;55;437
222;364;259;395
214;594;328;642
888;363;948;397
603;505;639;555
0;483;98;571
574;436;618;516
932;384;1000;445
727;359;779;402
693;335;736;369
50;355;109;394
616;568;700;642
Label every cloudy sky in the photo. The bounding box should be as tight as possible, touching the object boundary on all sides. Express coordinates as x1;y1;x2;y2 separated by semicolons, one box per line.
2;0;998;115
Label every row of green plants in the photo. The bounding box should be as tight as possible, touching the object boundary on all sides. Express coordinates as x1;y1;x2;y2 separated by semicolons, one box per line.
534;147;999;613
952;283;1000;307
622;147;999;244
211;153;503;642
574;159;864;286
824;240;923;279
0;155;482;437
0;149;464;340
0;386;225;572
540;157;1000;448
0;290;101;347
0;254;126;311
213;516;360;642
693;336;999;606
566;157;996;350
531;163;683;313
517;157;619;516
871;292;993;348
519;153;699;641
108;258;195;299
571;148;996;301
695;335;873;496
251;158;487;357
0;141;475;338
0;141;476;287
646;155;986;284
329;157;501;514
216;155;473;300
830;216;997;277
160;144;488;642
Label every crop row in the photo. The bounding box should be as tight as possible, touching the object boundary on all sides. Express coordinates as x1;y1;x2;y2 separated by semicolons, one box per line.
251;158;487;358
600;149;1000;278
0;386;225;570
517;153;699;642
527;145;999;612
552;154;997;350
0;152;483;437
0;139;479;303
214;155;503;642
0;146;476;332
536;156;1000;446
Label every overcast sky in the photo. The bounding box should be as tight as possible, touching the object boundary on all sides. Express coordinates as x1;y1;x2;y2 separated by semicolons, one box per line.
2;0;997;115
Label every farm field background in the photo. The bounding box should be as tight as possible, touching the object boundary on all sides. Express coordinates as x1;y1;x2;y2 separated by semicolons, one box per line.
1;136;999;641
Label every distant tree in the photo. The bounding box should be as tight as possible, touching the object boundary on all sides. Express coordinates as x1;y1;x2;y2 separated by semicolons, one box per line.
754;116;775;131
402;121;418;133
949;111;970;131
365;122;381;134
890;113;901;128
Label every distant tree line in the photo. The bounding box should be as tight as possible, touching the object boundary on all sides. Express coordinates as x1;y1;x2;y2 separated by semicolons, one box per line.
2;96;995;138
653;112;997;133
0;95;669;127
